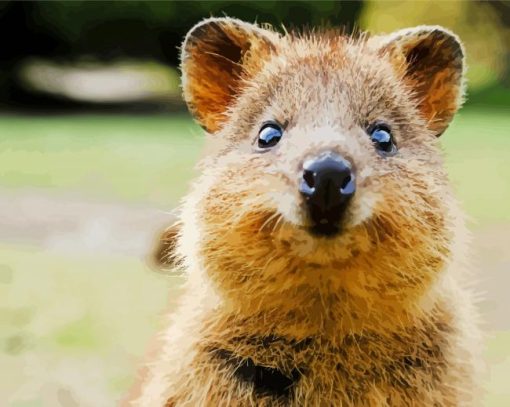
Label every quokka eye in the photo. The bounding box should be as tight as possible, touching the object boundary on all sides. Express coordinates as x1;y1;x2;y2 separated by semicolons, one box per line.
258;122;283;148
368;123;397;156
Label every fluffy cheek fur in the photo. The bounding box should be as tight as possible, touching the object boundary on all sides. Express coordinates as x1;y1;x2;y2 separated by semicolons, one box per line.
334;163;453;307
191;159;310;310
183;148;453;315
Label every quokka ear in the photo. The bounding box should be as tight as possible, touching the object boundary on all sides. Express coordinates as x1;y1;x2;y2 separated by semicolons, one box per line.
181;17;278;133
380;26;465;136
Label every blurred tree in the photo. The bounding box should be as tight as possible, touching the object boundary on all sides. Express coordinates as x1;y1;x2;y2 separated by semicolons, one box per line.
359;0;509;98
480;0;510;87
0;0;363;109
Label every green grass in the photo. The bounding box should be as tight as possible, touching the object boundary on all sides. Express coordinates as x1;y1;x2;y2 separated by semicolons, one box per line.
484;331;510;405
0;114;203;207
0;244;183;405
442;107;510;223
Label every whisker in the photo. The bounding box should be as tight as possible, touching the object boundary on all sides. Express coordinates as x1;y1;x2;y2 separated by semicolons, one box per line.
258;211;281;233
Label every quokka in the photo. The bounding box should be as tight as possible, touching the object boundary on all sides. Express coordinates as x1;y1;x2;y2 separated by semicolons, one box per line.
126;17;482;406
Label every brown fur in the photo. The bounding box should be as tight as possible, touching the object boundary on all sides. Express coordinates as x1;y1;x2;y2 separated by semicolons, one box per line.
152;222;180;269
125;18;481;406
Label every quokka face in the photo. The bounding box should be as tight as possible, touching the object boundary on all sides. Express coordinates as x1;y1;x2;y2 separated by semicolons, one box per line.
176;18;465;314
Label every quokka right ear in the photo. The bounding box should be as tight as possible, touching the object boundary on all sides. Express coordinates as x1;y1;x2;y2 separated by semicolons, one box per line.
181;17;278;133
377;26;465;136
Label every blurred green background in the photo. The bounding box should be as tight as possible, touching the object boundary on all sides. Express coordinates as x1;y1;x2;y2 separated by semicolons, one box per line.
0;1;508;406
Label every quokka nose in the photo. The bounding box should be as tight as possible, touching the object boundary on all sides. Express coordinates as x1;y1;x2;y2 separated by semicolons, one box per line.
299;152;356;235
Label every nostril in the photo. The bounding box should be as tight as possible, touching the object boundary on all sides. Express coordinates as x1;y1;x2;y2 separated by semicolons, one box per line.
340;175;351;190
340;173;356;196
303;170;315;188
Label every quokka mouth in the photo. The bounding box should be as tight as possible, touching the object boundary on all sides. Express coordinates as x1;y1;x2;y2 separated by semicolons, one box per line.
254;208;349;239
308;221;341;237
305;203;351;238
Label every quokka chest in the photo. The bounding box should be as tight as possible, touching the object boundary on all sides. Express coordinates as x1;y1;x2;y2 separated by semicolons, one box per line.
202;325;451;403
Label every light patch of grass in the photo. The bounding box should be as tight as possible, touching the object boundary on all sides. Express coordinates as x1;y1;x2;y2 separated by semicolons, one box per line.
484;331;510;406
442;108;510;223
0;243;184;405
0;114;203;207
54;315;100;350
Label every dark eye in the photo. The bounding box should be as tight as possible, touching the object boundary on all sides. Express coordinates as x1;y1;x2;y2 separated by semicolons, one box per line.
258;122;283;148
368;123;397;156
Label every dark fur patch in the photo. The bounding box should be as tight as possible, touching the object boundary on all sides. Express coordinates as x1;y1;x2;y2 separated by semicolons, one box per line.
214;348;302;399
231;333;313;350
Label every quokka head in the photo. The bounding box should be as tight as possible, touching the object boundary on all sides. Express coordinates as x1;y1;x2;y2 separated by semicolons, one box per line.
169;17;465;313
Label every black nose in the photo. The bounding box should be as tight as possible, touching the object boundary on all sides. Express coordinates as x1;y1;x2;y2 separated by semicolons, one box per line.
299;152;356;236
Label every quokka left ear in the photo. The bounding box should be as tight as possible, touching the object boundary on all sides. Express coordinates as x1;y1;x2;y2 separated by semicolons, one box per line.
181;17;278;134
380;26;465;136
